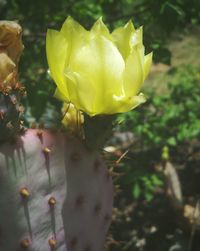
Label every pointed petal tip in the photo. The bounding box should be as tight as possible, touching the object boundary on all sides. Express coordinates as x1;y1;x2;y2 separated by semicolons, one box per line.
46;28;57;36
61;16;86;34
64;15;74;23
124;20;135;31
138;92;147;102
144;51;153;79
129;92;147;110
98;16;103;22
91;16;110;33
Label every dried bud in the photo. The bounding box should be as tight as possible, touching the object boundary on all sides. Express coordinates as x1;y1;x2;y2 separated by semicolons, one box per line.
0;21;23;64
0;21;23;86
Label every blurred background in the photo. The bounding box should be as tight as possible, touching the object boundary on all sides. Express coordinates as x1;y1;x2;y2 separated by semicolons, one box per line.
1;0;200;250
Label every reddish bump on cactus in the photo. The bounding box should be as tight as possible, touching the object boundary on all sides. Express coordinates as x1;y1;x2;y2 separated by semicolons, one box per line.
94;158;101;171
75;194;85;207
70;152;81;161
43;147;51;154
31;122;36;129
48;237;57;248
39;122;45;129
48;196;56;206
20;238;30;249
104;214;111;224
84;244;92;251
36;129;43;138
19;187;30;198
70;236;78;248
94;203;102;215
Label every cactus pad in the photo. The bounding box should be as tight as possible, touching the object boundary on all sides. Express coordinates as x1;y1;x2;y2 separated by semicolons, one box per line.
0;129;113;251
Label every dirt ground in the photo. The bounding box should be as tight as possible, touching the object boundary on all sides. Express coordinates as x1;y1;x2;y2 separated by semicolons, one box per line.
144;25;200;93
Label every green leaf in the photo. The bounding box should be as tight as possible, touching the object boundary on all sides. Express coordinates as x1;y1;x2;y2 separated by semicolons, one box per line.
145;192;154;202
167;137;177;146
151;175;163;186
132;182;141;199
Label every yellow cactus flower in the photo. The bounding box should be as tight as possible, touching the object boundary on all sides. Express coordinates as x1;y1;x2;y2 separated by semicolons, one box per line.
62;103;84;133
46;17;152;116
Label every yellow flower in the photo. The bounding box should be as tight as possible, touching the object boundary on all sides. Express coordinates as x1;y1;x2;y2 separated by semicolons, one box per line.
62;103;84;133
46;17;152;116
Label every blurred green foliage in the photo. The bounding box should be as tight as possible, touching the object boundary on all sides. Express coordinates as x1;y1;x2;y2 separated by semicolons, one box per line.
118;65;200;148
1;0;200;120
117;65;200;201
125;166;163;201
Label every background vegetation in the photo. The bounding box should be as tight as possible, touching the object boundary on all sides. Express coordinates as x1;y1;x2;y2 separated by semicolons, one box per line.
1;0;200;250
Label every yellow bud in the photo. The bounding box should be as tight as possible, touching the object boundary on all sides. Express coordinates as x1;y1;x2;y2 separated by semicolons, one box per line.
62;103;84;134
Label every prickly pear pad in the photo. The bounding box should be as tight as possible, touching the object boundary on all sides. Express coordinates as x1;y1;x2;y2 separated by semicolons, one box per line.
0;129;113;251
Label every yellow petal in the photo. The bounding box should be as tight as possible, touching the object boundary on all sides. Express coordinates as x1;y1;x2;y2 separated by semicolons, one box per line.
54;88;69;102
46;29;69;99
64;70;96;115
112;93;146;113
91;17;112;41
130;26;143;49
68;35;125;112
112;20;135;60
143;52;153;80
130;27;145;68
123;48;143;96
60;16;89;67
61;16;87;37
